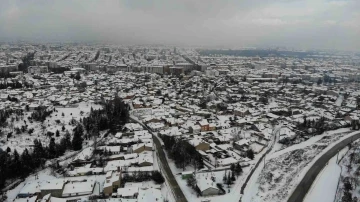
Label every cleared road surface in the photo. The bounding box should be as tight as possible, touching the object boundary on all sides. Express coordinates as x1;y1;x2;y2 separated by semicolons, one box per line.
130;116;188;202
288;131;360;202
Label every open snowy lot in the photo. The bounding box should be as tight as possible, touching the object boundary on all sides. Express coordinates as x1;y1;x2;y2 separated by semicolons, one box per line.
246;128;354;202
0;102;102;153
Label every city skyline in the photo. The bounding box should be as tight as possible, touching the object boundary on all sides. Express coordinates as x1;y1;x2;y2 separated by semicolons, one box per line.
1;0;359;51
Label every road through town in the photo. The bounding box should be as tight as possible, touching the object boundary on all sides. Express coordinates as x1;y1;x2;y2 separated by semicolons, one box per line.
130;115;188;202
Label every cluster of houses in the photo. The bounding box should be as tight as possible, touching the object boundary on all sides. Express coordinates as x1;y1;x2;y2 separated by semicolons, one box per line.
2;44;360;201
12;122;163;202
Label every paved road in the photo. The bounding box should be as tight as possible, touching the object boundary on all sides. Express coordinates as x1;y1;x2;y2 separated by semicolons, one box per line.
153;135;188;202
130;116;188;202
288;131;360;202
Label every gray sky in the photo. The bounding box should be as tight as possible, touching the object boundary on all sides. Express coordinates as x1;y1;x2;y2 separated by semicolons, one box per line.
1;0;359;50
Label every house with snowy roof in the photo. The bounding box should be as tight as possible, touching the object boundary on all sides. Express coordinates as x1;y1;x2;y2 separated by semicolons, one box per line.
103;170;122;196
130;143;153;154
138;152;153;167
189;137;210;151
199;119;209;131
62;180;96;198
196;177;221;196
40;179;67;198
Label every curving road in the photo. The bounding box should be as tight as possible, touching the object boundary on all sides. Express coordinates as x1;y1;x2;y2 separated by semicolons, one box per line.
287;131;360;202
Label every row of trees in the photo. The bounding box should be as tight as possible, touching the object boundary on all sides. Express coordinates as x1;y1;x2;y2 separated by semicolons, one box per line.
122;170;165;185
161;135;204;170
0;124;84;189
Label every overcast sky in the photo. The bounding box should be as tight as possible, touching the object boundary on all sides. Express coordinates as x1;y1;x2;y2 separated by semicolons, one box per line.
0;0;359;50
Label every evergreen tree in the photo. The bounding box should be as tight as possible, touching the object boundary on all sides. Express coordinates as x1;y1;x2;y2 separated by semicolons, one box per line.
48;138;56;159
342;191;352;202
235;163;243;176
33;139;46;167
231;171;236;181
0;151;9;188
230;164;235;172
151;171;165;184
75;72;81;80
21;148;33;176
226;172;232;187
246;149;255;160
64;130;72;149
72;124;84;151
223;171;227;184
187;175;197;188
11;150;22;178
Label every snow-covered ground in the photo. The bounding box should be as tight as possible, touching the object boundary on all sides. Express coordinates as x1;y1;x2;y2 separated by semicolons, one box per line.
304;147;348;202
0;102;102;153
269;128;351;159
242;128;358;202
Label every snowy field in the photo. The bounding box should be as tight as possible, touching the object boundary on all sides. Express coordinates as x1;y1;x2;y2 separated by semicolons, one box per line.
0;102;102;153
243;128;357;202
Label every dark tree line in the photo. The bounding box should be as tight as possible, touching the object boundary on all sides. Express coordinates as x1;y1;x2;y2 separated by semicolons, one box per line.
72;124;84;151
0;128;75;190
30;106;53;122
82;96;129;134
160;135;204;170
122;170;164;186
